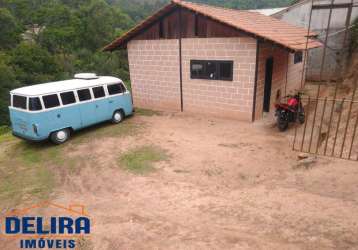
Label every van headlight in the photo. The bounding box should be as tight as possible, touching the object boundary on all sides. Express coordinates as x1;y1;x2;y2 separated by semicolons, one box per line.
32;124;39;135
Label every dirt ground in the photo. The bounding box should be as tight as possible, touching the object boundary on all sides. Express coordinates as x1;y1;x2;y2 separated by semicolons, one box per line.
2;112;358;249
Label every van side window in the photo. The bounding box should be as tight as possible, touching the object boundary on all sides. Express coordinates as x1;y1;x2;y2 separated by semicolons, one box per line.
13;95;27;110
60;91;76;105
120;83;126;92
107;84;123;95
77;89;92;102
43;94;60;109
93;86;105;99
29;97;42;111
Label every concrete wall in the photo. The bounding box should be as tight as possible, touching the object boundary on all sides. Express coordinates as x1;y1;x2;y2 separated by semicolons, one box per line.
275;0;358;30
128;37;257;121
255;42;304;120
273;0;358;80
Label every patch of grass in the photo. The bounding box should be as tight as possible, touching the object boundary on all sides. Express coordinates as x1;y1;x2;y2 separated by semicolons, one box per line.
71;119;141;145
0;126;14;143
0;132;14;143
9;141;66;166
0;118;142;208
0;157;55;207
0;125;10;135
0;141;65;208
119;145;168;174
135;108;162;116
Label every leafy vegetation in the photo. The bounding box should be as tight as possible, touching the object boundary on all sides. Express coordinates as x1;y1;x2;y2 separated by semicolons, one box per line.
350;17;358;52
0;125;10;135
0;0;133;125
0;0;295;126
119;145;168;174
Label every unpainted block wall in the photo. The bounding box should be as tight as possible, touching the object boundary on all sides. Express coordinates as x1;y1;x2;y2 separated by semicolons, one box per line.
254;42;304;120
127;39;181;111
128;37;257;121
181;37;257;120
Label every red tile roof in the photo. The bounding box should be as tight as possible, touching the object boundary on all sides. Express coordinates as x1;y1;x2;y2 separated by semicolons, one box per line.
104;0;321;52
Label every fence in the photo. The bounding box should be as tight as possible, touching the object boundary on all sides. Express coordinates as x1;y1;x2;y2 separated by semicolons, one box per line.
293;0;358;161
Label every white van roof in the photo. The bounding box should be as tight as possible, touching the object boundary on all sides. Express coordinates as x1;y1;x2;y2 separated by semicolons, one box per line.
10;75;123;96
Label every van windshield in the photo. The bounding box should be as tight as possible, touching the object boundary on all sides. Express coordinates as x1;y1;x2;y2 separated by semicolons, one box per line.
13;95;27;110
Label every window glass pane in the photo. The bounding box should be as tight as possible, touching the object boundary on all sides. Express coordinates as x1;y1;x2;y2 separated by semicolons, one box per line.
107;84;123;95
191;61;205;79
191;60;233;81
119;83;126;93
93;86;105;99
43;94;60;109
206;61;217;79
13;95;27;109
219;62;233;81
29;97;42;111
60;91;76;105
77;89;92;102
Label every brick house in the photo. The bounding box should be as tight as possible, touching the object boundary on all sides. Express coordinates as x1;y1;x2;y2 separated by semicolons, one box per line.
104;0;321;121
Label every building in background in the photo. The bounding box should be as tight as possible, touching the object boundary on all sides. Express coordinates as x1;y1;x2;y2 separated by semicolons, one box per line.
269;0;358;81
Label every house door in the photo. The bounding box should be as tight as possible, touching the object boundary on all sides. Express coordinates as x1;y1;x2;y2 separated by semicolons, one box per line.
263;57;274;112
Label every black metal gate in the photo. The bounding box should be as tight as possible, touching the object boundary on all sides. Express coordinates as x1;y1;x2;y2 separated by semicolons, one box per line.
292;0;358;161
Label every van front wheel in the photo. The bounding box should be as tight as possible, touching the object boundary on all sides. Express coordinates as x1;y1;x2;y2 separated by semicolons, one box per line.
112;110;124;124
50;129;70;145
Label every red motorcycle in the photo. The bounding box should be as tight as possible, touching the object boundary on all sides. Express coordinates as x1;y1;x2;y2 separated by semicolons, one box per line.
275;92;305;131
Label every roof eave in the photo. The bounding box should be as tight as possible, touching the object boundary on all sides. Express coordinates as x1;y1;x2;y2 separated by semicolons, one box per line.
103;2;177;52
103;0;322;52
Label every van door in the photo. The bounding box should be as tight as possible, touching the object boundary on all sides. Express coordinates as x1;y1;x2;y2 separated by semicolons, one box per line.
92;86;110;121
77;89;97;126
42;94;65;131
106;83;125;115
59;91;82;130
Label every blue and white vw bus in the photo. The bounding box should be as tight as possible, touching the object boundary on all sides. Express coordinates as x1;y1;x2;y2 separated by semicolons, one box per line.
9;73;133;144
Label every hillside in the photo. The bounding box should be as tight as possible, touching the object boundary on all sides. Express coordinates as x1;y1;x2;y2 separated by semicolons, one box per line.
111;0;295;21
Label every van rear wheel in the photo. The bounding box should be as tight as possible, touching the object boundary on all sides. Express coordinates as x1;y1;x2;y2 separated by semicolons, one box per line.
112;110;124;124
50;129;70;145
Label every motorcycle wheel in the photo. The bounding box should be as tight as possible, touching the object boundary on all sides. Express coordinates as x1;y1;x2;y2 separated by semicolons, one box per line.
277;116;289;132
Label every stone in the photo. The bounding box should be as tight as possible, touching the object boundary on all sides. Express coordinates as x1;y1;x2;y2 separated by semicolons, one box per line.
294;156;317;169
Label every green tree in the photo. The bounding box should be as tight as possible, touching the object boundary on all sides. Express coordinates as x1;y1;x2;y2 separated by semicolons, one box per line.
78;0;133;51
350;17;358;52
10;42;61;85
0;53;19;125
0;8;22;49
36;3;80;54
74;49;129;82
